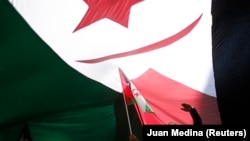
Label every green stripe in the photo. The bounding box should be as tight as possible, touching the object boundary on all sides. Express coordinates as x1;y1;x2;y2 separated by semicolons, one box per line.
0;1;119;140
145;105;153;113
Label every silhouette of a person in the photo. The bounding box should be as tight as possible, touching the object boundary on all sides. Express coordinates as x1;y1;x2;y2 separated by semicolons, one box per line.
181;103;202;125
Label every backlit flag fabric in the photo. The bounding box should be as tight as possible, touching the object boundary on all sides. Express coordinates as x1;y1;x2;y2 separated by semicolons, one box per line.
1;0;221;140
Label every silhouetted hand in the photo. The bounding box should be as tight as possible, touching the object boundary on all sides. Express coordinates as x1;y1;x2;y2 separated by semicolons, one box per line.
181;103;202;125
181;103;194;112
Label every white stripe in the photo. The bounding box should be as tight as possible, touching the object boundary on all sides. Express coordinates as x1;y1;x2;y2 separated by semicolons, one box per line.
131;83;153;112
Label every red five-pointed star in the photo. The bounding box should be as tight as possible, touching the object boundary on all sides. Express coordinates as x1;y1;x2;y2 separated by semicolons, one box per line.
73;0;143;32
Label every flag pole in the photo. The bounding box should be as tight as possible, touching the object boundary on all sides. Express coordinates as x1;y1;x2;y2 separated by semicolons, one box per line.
122;93;133;135
119;68;133;135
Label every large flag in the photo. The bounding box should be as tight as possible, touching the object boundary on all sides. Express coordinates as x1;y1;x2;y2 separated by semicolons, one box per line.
1;0;221;140
0;1;119;141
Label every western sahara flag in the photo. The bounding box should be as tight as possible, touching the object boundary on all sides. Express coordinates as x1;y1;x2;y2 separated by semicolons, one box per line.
1;0;221;140
119;68;164;125
118;68;135;105
119;68;153;113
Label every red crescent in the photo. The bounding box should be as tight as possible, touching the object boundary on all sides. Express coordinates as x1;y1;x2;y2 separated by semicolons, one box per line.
77;14;202;64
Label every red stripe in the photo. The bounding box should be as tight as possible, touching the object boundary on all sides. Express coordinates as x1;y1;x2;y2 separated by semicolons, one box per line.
132;68;221;125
